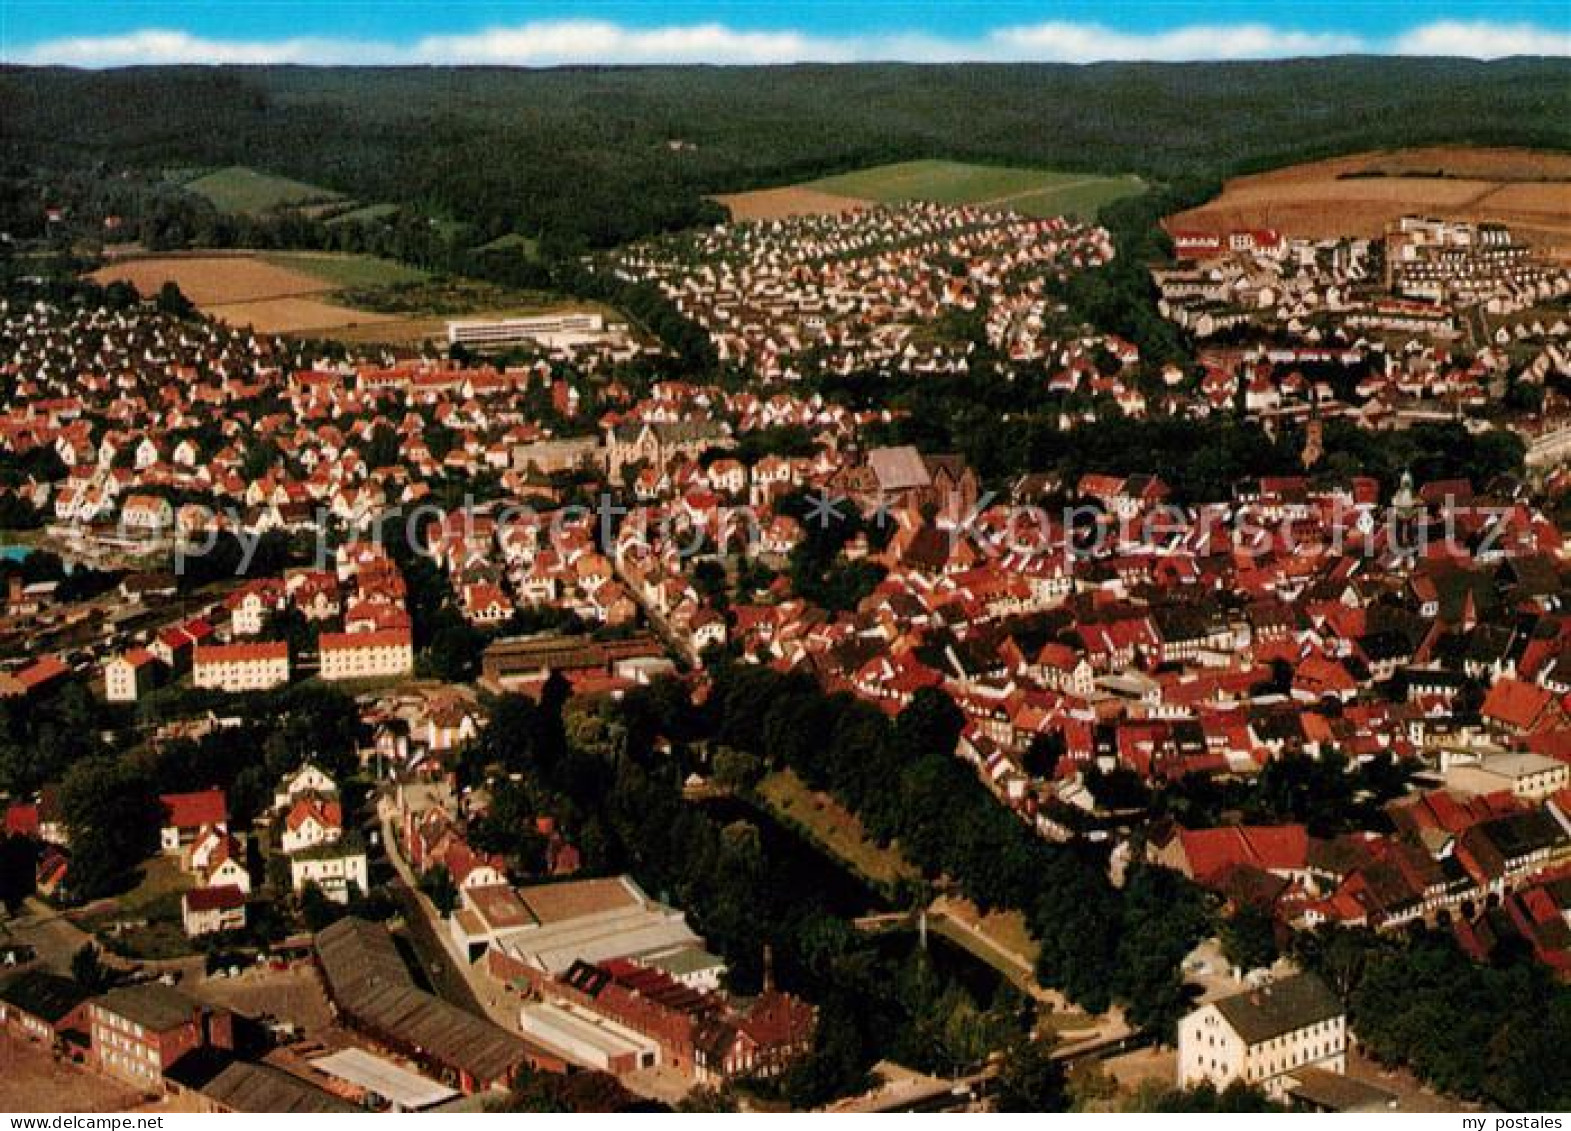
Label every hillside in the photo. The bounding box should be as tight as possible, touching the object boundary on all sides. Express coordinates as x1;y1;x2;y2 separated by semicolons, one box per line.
3;59;1569;250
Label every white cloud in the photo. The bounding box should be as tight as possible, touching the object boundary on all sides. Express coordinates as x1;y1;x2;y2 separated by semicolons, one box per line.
411;20;851;65
10;29;386;67
984;22;1364;62
1390;20;1571;58
7;18;1569;68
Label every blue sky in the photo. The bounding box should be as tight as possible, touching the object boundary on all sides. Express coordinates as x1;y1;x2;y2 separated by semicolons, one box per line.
2;0;1568;64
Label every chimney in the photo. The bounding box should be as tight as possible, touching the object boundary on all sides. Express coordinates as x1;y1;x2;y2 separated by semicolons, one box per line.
762;944;775;994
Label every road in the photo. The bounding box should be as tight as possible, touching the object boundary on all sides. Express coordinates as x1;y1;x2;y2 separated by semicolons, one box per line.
1;898;95;974
377;800;516;1030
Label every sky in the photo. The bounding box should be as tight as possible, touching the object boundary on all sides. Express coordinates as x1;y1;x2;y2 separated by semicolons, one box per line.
1;0;1568;66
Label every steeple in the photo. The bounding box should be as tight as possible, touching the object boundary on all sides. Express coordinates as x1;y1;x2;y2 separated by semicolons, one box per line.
1392;468;1419;519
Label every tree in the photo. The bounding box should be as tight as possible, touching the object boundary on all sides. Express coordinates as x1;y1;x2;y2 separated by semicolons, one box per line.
1220;906;1279;974
0;833;36;912
994;1037;1069;1112
712;748;762;793
420;864;459;917
71;943;111;993
155;280;195;318
298;882;343;933
60;755;161;898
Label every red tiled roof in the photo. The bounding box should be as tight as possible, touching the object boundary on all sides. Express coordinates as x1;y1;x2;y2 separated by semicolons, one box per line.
1180;825;1309;881
4;802;39;838
194;641;288;665
161;788;227;830
1482;678;1558;731
184;885;246;911
319;628;412;652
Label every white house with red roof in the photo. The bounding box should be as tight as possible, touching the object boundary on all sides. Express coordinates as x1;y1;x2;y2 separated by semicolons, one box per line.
192;641;290;693
182;886;246;937
104;648;160;703
160;789;228;855
318;628;413;682
280;795;343;855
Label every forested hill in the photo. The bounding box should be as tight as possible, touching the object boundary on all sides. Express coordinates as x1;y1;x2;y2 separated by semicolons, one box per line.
3;58;1570;249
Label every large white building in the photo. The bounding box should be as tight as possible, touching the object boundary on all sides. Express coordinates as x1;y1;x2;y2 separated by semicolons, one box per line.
447;312;607;349
290;838;369;903
192;641;290;693
318;629;414;682
1178;973;1346;1099
104;648;159;703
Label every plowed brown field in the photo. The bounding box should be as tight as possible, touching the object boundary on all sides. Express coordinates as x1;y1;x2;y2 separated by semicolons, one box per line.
1167;147;1571;257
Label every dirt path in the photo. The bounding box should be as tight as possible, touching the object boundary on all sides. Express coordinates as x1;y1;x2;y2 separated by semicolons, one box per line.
974;178;1109;208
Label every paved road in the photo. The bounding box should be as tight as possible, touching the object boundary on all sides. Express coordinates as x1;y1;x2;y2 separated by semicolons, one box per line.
377;803;522;1030
387;875;487;1015
1;898;95;974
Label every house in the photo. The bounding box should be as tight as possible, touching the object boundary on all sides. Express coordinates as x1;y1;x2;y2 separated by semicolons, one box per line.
290;836;369;903
1445;753;1571;802
104;648;160;703
0;969;92;1051
1177;973;1346;1099
0;656;70;700
318;628;414;682
192;641;290;693
119;494;173;534
189;827;251;894
160;789;228;855
1158;825;1311;884
280;795;342;854
1481;677;1569;736
90;983;235;1090
181;885;247;937
693;990;817;1083
274;764;337;810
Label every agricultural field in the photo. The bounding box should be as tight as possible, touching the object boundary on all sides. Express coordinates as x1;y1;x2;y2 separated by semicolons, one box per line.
178;165;344;215
90;252;404;336
88;251;576;343
717;160;1145;221
1168;146;1571;259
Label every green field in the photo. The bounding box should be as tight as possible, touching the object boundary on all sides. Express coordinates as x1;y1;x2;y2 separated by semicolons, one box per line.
182;165;342;214
324;202;399;226
803;160;1145;219
476;232;540;257
260;250;427;289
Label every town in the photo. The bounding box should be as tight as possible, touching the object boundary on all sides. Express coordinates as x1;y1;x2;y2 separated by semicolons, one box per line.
2;47;1571;1117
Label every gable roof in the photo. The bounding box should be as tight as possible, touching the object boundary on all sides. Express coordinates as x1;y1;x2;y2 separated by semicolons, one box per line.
1212;973;1342;1045
161;788;227;830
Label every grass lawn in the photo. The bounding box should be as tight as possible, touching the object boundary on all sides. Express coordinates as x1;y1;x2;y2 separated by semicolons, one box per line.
932;893;1041;968
75;856;197;960
476;232;540;257
757;769;919;889
261;251;428;290
182;166;342;214
803;160;1145;219
325;202;399;226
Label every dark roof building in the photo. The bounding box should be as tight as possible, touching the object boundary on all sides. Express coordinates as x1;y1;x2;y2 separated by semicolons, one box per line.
197;1060;360;1114
0;969;92;1044
1212;973;1343;1045
314;917;550;1092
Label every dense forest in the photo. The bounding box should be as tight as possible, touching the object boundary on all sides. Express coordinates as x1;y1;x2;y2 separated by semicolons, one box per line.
3;59;1569;250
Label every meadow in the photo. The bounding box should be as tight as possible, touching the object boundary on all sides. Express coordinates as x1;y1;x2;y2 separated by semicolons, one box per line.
91;250;579;344
718;159;1145;221
178;165;343;214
